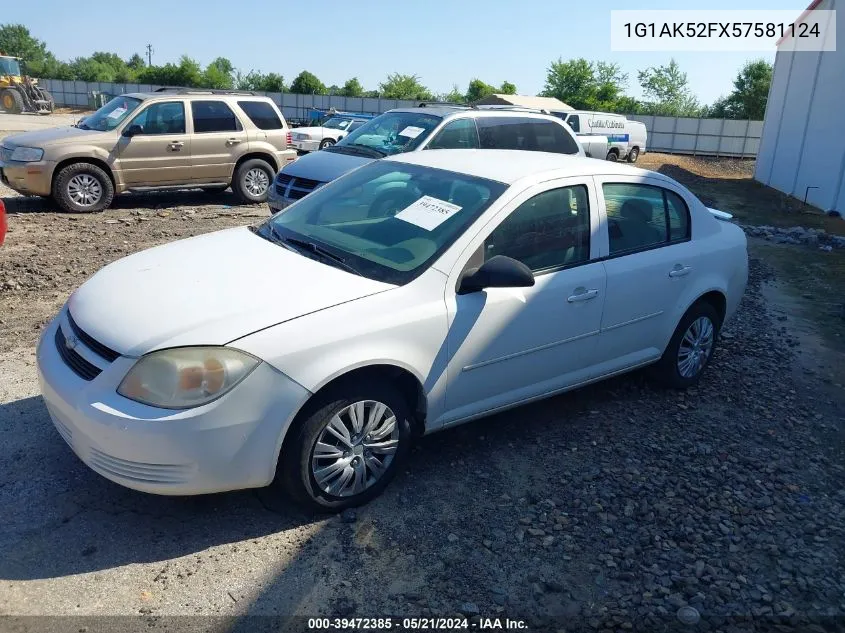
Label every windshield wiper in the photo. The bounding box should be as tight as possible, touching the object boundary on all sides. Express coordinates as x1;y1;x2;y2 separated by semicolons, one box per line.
326;143;386;159
274;232;363;277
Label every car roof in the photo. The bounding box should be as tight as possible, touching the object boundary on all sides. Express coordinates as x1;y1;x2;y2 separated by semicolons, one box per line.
385;149;666;185
124;92;272;101
386;107;570;122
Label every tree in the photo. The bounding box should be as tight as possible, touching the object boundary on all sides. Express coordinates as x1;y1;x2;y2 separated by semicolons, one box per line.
637;59;702;116
127;53;146;70
290;70;326;94
340;77;364;97
438;84;466;104
378;73;432;100
203;57;234;89
0;24;49;64
711;60;772;120
542;58;632;112
465;78;496;103
499;80;517;95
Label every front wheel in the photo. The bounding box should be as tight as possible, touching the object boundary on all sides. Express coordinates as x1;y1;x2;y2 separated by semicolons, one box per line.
626;147;639;163
606;150;619;162
52;162;114;213
232;159;274;204
319;138;336;150
276;380;413;511
650;302;720;389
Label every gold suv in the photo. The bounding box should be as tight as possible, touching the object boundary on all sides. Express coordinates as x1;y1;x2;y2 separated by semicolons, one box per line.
0;89;297;212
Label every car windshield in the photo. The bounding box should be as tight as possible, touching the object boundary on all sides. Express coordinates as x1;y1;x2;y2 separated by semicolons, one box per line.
334;112;441;156
0;57;22;76
257;160;507;285
78;96;143;131
322;117;353;130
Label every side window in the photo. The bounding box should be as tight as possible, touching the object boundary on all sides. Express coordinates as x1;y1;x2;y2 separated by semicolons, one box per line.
484;185;591;273
347;120;365;132
128;102;185;135
602;183;691;256
191;100;241;133
566;115;580;133
237;101;282;130
665;190;691;241
428;118;479;150
476;117;580;155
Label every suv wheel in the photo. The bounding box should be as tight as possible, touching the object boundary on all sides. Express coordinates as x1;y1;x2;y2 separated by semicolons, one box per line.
53;163;114;213
233;159;273;204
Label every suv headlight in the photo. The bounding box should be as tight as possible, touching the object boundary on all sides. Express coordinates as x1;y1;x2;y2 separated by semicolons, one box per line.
118;347;260;409
10;146;44;162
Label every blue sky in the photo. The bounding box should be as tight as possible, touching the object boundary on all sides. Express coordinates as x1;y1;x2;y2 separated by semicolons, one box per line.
6;0;805;105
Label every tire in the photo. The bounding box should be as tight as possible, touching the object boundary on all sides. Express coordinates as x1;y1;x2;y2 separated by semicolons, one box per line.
319;138;336;150
649;301;721;389
232;158;274;204
606;149;619;162
38;90;55;114
276;379;413;512
52;162;114;213
626;147;639;163
1;89;24;114
202;185;229;194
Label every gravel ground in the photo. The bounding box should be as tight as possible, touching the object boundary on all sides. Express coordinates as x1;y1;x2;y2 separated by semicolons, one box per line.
2;174;845;631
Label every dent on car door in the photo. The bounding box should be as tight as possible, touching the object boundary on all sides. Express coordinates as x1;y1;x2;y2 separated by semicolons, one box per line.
435;180;607;428
595;178;695;368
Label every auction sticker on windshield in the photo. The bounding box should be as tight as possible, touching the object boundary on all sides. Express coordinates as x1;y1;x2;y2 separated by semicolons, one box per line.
108;107;127;120
395;196;461;231
398;126;425;139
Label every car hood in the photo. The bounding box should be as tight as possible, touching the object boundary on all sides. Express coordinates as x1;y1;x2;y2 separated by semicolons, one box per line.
2;126;108;148
280;148;373;183
67;226;393;357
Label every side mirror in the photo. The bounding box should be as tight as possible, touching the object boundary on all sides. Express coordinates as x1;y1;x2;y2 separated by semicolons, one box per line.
122;124;143;138
457;255;535;295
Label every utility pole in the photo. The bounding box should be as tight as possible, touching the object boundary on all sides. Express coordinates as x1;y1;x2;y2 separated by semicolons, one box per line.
145;43;154;66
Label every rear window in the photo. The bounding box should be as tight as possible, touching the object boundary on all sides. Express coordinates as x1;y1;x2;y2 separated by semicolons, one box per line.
191;100;240;133
238;100;283;130
476;117;580;155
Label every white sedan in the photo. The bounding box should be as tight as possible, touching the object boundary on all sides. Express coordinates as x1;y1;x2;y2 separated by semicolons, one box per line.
36;150;748;510
290;116;370;152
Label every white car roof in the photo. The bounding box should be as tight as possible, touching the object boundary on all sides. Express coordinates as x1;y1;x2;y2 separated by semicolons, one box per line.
385;149;667;186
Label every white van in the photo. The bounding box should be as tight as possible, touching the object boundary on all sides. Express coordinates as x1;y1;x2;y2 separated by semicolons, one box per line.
552;110;647;163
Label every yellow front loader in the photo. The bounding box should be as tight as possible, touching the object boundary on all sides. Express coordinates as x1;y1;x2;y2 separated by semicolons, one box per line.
0;53;54;115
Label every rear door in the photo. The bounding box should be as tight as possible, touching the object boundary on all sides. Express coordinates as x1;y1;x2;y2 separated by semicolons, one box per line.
117;100;192;185
593;176;696;368
189;100;248;183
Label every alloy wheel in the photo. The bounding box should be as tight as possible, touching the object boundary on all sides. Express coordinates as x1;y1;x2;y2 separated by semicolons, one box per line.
67;174;103;207
677;316;714;378
244;168;270;197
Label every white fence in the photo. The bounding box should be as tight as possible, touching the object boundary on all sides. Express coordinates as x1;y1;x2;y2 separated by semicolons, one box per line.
40;79;764;158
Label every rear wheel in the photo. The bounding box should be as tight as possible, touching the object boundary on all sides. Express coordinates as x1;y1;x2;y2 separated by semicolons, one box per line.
319;138;336;150
232;158;273;204
626;147;640;163
276;379;413;511
1;89;23;114
52;162;114;213
650;301;720;389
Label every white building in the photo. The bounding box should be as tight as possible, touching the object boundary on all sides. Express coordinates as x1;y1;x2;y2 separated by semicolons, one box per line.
755;0;844;214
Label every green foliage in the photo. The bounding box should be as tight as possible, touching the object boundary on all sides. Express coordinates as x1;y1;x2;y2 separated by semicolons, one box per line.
499;81;517;95
438;84;466;104
378;73;432;100
203;57;234;89
127;53;145;70
290;70;326;94
340;77;364;97
465;78;496;103
706;60;772;120
542;57;633;113
637;59;703;117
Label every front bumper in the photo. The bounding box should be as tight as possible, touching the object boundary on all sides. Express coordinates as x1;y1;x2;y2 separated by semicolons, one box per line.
291;139;320;153
36;313;312;495
267;181;295;213
0;159;55;196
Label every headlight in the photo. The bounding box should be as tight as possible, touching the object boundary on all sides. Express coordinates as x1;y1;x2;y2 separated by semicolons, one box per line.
117;347;260;409
10;146;44;162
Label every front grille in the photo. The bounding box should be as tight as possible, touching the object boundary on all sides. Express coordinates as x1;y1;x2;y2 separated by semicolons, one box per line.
88;447;195;484
67;312;120;362
275;174;322;200
55;326;102;381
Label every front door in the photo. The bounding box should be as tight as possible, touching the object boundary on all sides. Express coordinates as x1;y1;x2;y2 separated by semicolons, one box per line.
437;180;607;426
594;177;697;366
189;100;249;183
117;100;191;186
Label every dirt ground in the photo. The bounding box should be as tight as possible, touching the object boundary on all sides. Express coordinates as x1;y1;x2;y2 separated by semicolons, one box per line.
1;149;844;631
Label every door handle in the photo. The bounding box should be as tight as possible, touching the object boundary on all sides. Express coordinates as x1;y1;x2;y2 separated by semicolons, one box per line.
669;265;691;278
567;288;599;303
226;138;242;146
167;141;184;152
